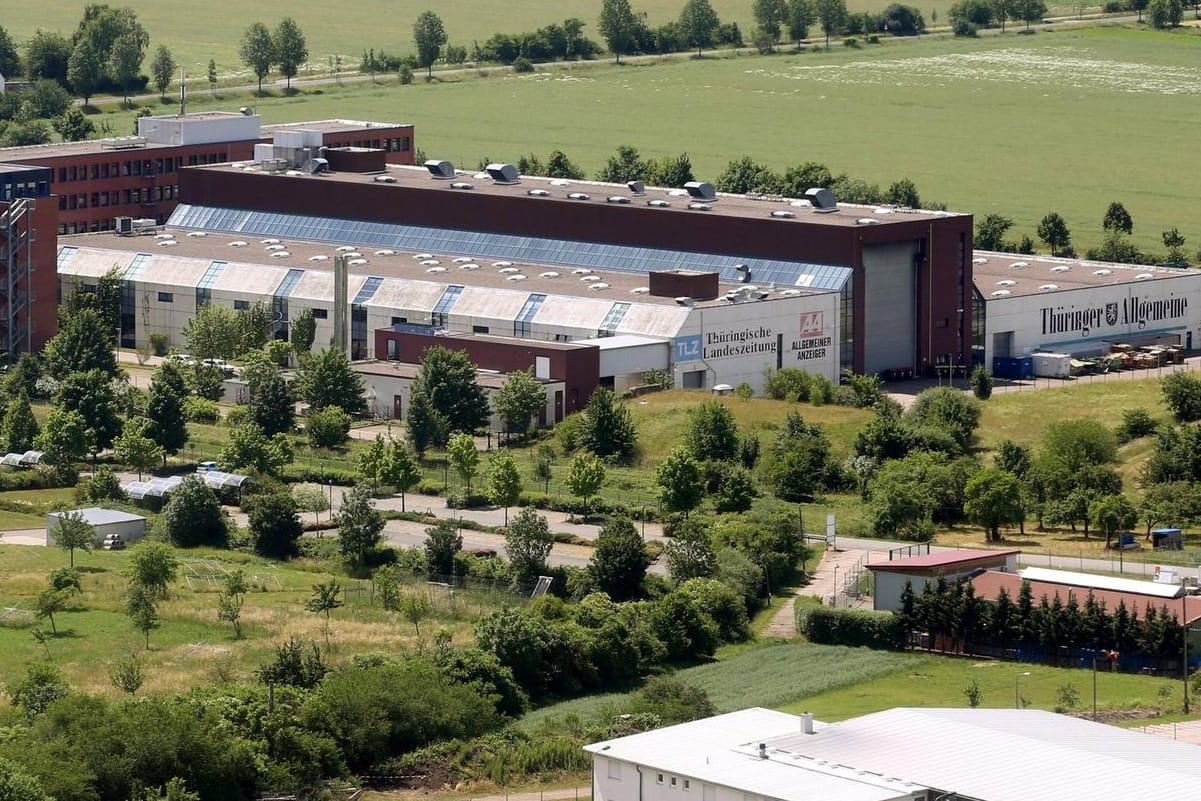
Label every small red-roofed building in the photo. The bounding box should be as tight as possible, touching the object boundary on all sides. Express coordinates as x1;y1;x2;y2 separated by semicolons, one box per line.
867;549;1020;613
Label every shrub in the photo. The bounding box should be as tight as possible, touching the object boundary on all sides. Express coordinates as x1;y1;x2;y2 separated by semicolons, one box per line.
970;366;993;400
1162;372;1201;422
952;18;979;35
843;37;860;47
795;605;904;649
225;407;249;427
399;65;414;84
867;33;880;43
184;396;220;424
512;57;534;73
149;333;170;357
305;407;353;449
1117;407;1157;443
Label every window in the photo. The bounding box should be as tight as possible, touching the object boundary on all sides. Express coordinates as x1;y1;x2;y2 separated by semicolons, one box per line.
683;781;690;791
472;325;489;334
313;308;328;319
671;778;678;788
390;316;407;325
234;300;250;310
553;333;571;342
514;321;531;338
656;775;664;785
607;761;622;781
157;292;174;303
431;313;447;328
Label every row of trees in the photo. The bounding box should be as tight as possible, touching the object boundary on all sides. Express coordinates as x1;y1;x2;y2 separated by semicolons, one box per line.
239;18;308;92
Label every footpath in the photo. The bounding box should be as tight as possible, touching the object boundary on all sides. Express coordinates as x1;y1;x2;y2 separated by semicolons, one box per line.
761;545;873;638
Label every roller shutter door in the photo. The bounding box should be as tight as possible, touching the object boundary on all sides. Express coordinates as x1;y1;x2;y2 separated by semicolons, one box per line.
863;242;917;375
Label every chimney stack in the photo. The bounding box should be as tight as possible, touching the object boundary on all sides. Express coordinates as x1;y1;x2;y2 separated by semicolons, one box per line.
758;743;768;760
801;712;815;735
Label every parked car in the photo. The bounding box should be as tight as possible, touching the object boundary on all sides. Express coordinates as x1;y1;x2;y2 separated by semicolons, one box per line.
201;358;237;377
168;353;196;366
197;461;218;473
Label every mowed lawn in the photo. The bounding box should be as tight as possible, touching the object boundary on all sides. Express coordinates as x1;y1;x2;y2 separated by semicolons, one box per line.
108;26;1201;256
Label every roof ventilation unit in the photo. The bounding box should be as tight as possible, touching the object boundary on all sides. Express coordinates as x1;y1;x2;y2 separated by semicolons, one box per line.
631;287;650;295
805;188;838;212
1009;261;1029;269
453;257;472;263
1039;284;1059;291
507;274;527;281
627;180;646;195
856;218;880;226
996;279;1016;287
485;163;520;184
991;289;1011;297
1136;273;1155;280
374;175;397;183
606;196;630;204
539;271;560;278
781;289;802;296
771;210;796;219
589;282;610;290
458;263;480;270
493;261;514;268
1050;265;1070;273
450;182;475;190
424;160;455;179
374;249;395;256
528;189;551;197
688;202;712;211
568;192;591;200
684;181;717;201
414;253;434;260
647;199;671;208
1093;268;1112;276
972;257;988;265
675;296;695;307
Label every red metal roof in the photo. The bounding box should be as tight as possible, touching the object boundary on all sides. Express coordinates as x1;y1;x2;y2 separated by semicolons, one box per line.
866;548;1019;572
971;570;1201;625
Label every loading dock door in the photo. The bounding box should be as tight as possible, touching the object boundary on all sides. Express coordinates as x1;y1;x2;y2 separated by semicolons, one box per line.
863;242;918;375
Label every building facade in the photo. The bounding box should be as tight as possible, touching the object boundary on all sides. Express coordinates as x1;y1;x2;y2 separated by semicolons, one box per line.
0;164;57;354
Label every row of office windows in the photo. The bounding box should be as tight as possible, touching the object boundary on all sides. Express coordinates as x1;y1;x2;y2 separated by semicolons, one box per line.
326;136;411;152
54;152;227;183
58;185;179;211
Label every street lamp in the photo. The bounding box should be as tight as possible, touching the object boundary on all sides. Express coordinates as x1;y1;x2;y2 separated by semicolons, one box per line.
1014;671;1031;709
1183;579;1191;714
833;565;839;608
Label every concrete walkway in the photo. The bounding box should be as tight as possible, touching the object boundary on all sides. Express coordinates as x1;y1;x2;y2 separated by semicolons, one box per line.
761;546;873;639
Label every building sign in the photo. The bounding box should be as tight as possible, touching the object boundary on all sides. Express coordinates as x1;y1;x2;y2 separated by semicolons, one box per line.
1041;295;1189;337
674;312;834;364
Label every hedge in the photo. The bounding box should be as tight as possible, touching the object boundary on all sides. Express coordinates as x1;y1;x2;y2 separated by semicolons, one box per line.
795;605;904;650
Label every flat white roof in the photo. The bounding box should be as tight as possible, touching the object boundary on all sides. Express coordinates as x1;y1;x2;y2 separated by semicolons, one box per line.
574;334;670;349
585;709;913;801
1020;566;1182;598
48;507;145;526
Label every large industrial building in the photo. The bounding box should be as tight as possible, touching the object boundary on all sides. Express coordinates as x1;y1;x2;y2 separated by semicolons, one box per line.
586;707;1201;801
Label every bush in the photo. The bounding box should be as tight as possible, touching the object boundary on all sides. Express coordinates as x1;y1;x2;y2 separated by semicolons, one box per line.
843;37;860;47
1117;407;1157;442
512;57;534;73
1162;372;1201;422
0;469;74;491
305;407;352;450
795;605;904;649
970;366;993;400
952;18;979;35
225;407;249;427
399;65;414;84
149;333;170;357
280;464;359;486
867;33;880;43
184;396;220;424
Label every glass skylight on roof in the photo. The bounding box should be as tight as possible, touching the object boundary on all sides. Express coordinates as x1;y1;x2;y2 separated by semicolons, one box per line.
57;246;79;268
197;260;228;288
433;285;464;315
353;276;384;304
124;253;151;280
169;205;853;292
275;268;305;298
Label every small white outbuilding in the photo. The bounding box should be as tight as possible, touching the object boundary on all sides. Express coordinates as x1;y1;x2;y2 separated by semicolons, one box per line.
45;507;147;546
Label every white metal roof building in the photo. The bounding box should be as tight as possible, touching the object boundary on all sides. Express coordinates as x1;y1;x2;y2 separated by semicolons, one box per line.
586;707;1201;801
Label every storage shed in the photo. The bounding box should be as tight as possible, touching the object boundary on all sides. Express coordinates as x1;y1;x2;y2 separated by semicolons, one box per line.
46;507;147;546
867;549;1020;612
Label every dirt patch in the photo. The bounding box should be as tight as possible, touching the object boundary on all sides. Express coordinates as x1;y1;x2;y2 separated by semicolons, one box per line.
1070;707;1162;724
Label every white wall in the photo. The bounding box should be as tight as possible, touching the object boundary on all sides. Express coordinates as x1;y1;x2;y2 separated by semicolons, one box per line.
984;275;1201;364
356;369;562;430
592;757;761;801
670;293;839;392
46;514;146;546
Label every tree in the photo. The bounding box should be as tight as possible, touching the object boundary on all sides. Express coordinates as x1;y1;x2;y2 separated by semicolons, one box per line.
665;518;717;582
964;468;1025;542
0;24;19;78
183;303;239;360
248;491;302;558
415;346;489;434
814;0;848;46
754;0;790;42
109;30;144;103
906;386;982;452
162;476;226;548
114;417;162;480
412;11;448;78
487;451;522;524
219;423;294;476
67;37;104;105
240;22;274;93
35;586;69;635
292;483;330;527
2;390;39;453
35;408;90;482
1148;0;1183;26
787;0;815;43
580;388;638;461
975;213;1015;251
1013;0;1046;28
1042;418;1117;471
990;0;1015;29
656;447;706;516
447;433;480;495
25;30;72;82
44;307;120;380
886;178;921;208
108;652;145;694
1035;212;1071;256
146;361;189;455
505;507;553;587
151;45;175;97
713;464;757;513
599;0;640;63
296;347;366;416
1162;373;1201;422
399;593;434;636
882;3;926;33
216;570;247;639
246;360;294;436
1161;228;1188;267
52;511;95;567
407;383;448;458
379;439;422;511
291;307;316;357
373;564;402;611
335;484;384;566
971;366;993;400
6;661;68;720
679;0;721;54
207;58;217;94
715;156;781;194
273;17;307;89
1102;201;1133;235
55;369;122;455
305;580;344;638
306;407;353;449
546;149;585;179
684;401;739;461
596;144;648;183
591;517;646;601
126;584;160;648
495;370;545;439
565;453;606;514
1089;494;1138;549
52;106;95;143
424;519;462;575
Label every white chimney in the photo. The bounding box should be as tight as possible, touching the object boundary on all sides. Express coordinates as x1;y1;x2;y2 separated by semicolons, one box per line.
801;712;815;735
757;743;768;760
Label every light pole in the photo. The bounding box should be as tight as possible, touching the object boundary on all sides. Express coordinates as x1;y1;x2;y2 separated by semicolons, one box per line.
1183;579;1191;714
833;564;839;608
1014;671;1030;709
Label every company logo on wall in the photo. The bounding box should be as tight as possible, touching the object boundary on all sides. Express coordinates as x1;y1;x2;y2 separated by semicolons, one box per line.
674;312;834;364
799;311;825;337
1041;294;1189;337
